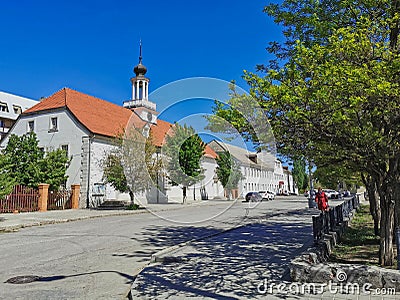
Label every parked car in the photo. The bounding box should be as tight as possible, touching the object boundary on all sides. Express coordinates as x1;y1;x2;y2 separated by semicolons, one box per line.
245;192;263;202
304;190;317;198
259;191;275;201
323;189;340;199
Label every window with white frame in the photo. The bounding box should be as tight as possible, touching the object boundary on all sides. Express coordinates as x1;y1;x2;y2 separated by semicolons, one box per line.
49;117;58;132
13;105;22;114
0;102;9;112
61;144;69;157
28;121;34;132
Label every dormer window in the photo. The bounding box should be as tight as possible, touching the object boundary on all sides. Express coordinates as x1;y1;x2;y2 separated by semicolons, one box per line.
49;117;58;132
0;102;9;112
13;105;22;114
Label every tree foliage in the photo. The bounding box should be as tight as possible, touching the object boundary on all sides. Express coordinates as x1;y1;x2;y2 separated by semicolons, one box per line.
163;124;206;203
209;0;400;266
0;132;68;191
291;159;308;192
215;150;244;199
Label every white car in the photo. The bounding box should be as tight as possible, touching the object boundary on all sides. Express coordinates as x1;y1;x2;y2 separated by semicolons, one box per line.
259;191;275;201
323;189;340;199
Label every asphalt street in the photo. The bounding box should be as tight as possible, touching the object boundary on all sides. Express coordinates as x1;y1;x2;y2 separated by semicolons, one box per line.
0;196;317;300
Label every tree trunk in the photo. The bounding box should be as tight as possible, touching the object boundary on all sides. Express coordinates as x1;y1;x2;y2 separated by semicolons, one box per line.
378;185;395;266
379;199;395;266
183;186;187;204
362;173;380;236
129;189;135;205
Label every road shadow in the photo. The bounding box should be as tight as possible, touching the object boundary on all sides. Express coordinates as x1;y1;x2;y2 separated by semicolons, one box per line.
132;208;317;299
128;225;225;262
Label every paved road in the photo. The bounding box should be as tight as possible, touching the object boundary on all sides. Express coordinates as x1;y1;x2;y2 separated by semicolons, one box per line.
0;196;317;299
131;202;396;300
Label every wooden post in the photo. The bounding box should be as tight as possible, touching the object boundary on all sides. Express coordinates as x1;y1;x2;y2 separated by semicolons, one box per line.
38;184;49;212
71;184;80;209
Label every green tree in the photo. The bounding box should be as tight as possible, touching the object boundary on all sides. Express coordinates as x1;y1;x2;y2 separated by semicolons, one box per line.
0;154;16;199
102;130;161;205
0;132;68;191
313;164;361;190
291;159;308;193
208;1;400;266
163;124;206;204
215;150;244;199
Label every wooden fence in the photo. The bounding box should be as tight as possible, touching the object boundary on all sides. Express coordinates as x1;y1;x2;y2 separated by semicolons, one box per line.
312;196;360;242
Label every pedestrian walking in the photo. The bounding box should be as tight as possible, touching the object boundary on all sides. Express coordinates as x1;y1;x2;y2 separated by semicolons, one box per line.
315;187;329;211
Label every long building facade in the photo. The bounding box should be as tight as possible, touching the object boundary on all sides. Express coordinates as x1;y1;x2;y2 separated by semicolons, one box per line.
1;51;296;207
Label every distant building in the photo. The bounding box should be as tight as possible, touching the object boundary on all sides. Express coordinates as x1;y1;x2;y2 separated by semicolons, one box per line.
208;140;279;197
0;91;38;140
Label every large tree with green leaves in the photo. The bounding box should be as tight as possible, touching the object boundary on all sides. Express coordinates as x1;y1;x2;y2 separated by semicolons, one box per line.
291;159;308;193
208;1;400;266
163;124;206;204
215;150;244;199
0;132;68;191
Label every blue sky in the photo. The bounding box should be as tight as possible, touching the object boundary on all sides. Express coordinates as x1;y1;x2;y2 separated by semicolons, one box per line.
0;0;282;103
1;0;284;155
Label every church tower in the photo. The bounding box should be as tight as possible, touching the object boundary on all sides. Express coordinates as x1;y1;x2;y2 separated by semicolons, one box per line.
123;42;158;125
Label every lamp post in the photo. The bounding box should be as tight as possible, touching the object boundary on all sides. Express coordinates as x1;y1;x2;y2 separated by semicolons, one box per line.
308;161;316;208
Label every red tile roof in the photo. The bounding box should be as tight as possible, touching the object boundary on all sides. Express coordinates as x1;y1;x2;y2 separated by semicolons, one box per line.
150;119;173;147
23;87;218;159
24;88;135;137
204;145;218;159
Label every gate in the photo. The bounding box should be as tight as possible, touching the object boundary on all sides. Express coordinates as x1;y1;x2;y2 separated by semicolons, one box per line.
0;185;39;213
47;188;72;210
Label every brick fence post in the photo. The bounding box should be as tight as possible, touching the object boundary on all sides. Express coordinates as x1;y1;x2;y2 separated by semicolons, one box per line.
71;184;80;209
38;184;49;212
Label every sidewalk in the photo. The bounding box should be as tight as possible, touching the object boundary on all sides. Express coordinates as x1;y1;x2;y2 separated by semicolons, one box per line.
130;200;390;300
0;198;221;232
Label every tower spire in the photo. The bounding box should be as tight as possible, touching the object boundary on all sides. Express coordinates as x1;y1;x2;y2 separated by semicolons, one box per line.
139;39;142;63
134;39;147;76
124;42;157;124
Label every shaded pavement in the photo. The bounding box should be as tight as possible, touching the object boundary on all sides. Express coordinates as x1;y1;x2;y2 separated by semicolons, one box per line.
131;208;319;299
131;199;395;300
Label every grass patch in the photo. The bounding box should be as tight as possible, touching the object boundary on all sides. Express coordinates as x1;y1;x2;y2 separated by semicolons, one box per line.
330;204;396;269
125;203;141;210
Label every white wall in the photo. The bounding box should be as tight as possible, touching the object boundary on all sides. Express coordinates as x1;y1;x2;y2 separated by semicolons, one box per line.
0;109;87;188
163;156;223;202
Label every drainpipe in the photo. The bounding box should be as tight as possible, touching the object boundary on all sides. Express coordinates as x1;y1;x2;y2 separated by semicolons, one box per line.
86;135;93;208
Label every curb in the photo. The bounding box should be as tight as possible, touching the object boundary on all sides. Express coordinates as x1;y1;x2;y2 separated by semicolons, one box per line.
0;200;225;233
0;209;150;233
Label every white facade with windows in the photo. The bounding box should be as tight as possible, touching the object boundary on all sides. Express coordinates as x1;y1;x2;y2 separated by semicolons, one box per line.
0;91;38;140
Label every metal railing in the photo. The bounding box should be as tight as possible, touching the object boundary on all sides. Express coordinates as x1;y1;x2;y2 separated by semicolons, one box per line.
0;185;39;213
312;196;360;242
47;189;72;210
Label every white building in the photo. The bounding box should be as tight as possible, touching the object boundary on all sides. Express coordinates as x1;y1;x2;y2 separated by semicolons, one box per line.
0;49;219;207
1;47;296;206
209;140;280;196
0;91;38;140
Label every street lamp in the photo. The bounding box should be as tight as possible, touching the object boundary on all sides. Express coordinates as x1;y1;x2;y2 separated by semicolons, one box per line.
308;161;316;208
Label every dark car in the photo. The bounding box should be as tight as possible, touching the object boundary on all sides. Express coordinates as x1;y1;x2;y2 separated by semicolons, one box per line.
245;192;263;202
